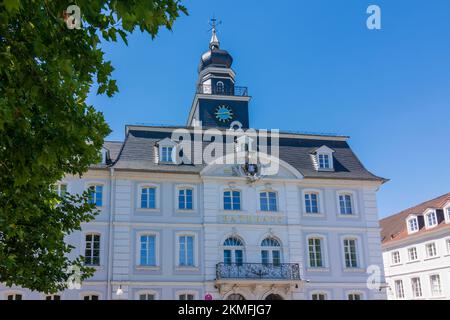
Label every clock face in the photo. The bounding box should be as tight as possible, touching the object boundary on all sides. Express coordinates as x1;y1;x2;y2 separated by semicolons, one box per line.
214;105;234;123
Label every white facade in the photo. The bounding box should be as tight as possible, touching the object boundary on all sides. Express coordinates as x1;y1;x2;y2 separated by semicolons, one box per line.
0;152;387;300
382;200;450;300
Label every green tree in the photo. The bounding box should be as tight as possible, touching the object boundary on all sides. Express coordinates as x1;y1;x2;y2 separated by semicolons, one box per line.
0;0;187;293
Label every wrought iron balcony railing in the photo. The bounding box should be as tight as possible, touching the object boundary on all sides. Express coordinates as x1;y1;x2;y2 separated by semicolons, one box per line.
197;85;249;97
216;262;301;281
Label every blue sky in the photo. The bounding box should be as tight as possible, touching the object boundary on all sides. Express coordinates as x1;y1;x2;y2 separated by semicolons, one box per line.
87;0;450;218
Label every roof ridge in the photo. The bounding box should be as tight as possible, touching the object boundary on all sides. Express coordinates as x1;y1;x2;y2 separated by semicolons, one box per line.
381;192;450;222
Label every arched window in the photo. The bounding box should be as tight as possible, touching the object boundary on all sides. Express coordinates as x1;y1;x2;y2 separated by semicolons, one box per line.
223;189;241;211
223;237;244;266
265;294;283;300
226;293;245;300
216;81;224;94
261;237;281;266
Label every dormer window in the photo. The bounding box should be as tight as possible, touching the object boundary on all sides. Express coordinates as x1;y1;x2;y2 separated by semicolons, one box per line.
157;138;177;164
425;210;438;228
445;205;450;223
161;146;173;162
318;154;330;169
407;217;419;233
100;148;109;164
312;145;335;171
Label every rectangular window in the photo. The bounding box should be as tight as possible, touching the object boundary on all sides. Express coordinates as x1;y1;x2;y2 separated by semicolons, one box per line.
139;294;154;300
430;275;442;297
339;194;353;215
348;293;361;300
45;295;61;300
179;235;194;267
224;190;241;211
411;277;422;298
7;294;22;300
83;295;99;300
141;187;156;209
343;239;358;268
161;146;173;162
447;208;450;221
85;234;100;266
57;184;67;197
318;154;330;169
88;185;103;206
391;251;401;264
179;294;195;300
305;193;319;214
408;247;418;261
395;280;404;299
312;293;327;300
224;249;232;265
261;250;269;265
426;243;437;258
308;238;323;268
178;188;193;210
408;218;419;232
140;235;156;266
427;212;437;227
260;191;277;211
272;250;281;266
235;250;243;266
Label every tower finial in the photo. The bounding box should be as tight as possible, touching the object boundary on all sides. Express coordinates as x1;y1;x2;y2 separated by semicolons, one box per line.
209;17;221;50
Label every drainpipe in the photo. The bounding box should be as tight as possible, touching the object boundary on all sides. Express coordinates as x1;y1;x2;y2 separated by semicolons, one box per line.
106;167;115;299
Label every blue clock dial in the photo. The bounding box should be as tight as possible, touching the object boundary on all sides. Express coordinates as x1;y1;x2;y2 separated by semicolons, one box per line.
214;105;234;122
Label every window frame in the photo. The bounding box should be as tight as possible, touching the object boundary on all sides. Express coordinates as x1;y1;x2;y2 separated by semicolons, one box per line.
301;189;324;216
222;236;246;266
306;235;328;269
223;188;242;211
391;251;401;265
310;291;330;300
4;292;24;300
406;216;419;234
424;210;438;229
175;185;196;212
80;292;101;300
260;237;282;266
341;236;363;270
346;291;364;300
86;183;104;207
336;191;358;217
394;279;405;299
83;232;101;267
176;290;198;301
445;204;450;223
429;274;442;297
410;277;422;299
407;247;418;262
259;190;278;212
135;231;160;269
136;183;160;211
425;242;438;258
175;232;198;269
135;290;159;300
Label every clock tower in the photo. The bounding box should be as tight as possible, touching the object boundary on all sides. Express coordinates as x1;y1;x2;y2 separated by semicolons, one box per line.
187;20;251;129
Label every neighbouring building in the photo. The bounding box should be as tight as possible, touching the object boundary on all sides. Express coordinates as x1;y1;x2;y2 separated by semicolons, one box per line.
381;193;450;300
1;24;387;300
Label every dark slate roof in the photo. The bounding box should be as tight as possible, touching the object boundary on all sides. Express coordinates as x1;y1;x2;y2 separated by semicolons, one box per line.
101;126;386;182
380;193;450;245
104;141;123;163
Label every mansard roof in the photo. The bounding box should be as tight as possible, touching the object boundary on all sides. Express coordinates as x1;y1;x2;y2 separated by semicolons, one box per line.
380;192;450;246
96;125;386;183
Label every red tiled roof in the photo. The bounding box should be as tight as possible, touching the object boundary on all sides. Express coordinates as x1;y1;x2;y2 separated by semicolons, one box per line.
380;192;450;245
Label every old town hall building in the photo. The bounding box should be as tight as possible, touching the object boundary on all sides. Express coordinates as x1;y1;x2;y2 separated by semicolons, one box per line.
1;26;387;300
